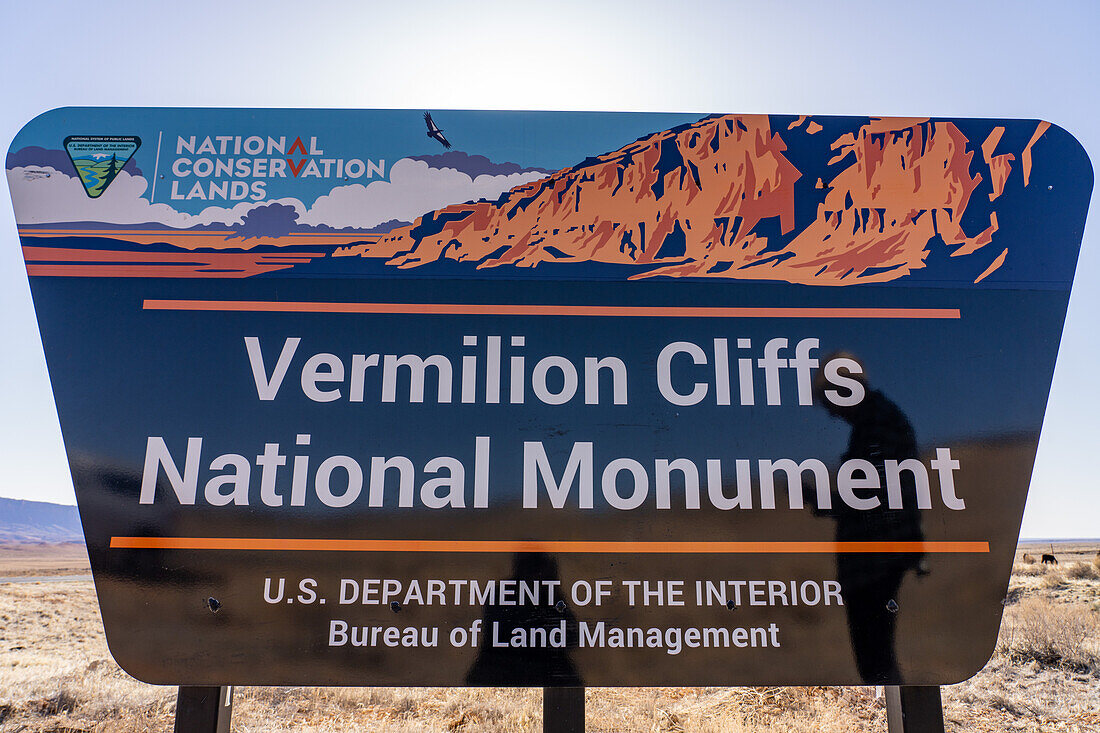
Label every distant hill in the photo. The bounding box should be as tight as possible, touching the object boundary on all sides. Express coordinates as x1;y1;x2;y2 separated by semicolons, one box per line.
0;497;83;544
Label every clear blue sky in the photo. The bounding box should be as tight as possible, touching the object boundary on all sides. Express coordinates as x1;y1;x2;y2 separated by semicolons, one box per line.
1;0;1097;537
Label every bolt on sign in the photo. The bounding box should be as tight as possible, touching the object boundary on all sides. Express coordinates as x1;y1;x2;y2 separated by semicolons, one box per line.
7;109;1092;687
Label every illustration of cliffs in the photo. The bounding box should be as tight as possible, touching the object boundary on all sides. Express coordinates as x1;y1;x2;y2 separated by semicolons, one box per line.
337;115;1049;285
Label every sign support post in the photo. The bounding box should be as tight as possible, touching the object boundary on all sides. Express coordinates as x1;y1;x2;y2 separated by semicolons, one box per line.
174;686;233;733
543;687;585;733
886;686;945;733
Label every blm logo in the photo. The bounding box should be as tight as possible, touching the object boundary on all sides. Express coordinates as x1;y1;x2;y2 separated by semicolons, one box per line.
64;135;140;198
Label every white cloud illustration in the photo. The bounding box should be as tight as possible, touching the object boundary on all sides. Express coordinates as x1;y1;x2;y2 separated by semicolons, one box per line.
6;157;546;233
297;158;547;229
6;166;305;228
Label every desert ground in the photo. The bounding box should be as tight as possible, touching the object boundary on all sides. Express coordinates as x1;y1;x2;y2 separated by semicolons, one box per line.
0;542;1097;732
0;544;91;579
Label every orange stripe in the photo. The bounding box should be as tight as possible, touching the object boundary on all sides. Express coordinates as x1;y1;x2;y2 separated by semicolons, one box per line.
22;230;238;236
27;265;246;278
18;228;381;239
22;247;322;263
26;265;309;278
109;537;988;553
143;300;961;319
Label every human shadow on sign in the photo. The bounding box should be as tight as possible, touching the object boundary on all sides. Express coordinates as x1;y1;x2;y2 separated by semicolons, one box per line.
812;355;929;685
464;552;582;686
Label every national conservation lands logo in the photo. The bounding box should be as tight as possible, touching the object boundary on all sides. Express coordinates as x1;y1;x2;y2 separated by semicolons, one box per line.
63;135;140;198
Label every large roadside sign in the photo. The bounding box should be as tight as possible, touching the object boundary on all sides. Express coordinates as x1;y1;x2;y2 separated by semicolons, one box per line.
7;109;1092;686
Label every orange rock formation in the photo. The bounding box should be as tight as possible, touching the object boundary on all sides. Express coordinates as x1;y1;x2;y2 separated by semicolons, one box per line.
345;115;1045;285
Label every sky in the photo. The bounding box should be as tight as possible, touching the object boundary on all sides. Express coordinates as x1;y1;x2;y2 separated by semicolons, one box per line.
0;0;1097;538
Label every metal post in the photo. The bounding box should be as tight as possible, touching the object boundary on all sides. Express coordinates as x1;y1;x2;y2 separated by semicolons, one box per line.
543;686;584;733
886;686;944;733
174;685;233;733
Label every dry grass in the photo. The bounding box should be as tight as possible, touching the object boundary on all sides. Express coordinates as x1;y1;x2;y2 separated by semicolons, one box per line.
579;686;891;733
1065;562;1100;580
998;597;1099;670
1042;570;1070;590
2;544;1099;732
1012;562;1048;577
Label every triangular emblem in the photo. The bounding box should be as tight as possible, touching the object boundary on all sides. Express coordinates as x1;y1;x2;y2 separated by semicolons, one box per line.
63;135;141;198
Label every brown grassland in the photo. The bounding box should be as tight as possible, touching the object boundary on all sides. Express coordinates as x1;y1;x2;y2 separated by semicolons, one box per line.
0;544;91;578
0;542;1097;732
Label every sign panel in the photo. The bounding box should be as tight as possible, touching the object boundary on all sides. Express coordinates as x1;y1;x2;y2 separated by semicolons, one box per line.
7;109;1092;686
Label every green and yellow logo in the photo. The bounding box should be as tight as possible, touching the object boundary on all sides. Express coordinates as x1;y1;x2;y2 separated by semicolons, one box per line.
64;135;141;198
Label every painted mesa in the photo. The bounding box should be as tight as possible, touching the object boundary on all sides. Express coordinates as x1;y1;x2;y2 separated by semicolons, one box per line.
340;115;1043;284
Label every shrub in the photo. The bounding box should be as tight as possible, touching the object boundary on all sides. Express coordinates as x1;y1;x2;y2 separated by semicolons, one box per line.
1065;561;1100;580
1001;596;1099;670
1041;571;1068;589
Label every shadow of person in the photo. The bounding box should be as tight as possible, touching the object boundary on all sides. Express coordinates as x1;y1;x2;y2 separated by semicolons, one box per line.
813;354;928;685
464;552;582;686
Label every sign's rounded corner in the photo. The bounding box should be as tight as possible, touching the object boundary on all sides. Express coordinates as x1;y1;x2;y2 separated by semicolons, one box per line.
1037;119;1095;187
99;622;181;686
8;107;79;158
938;642;1001;687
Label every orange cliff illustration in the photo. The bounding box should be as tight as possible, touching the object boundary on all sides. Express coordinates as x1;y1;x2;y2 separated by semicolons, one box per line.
337;115;1049;285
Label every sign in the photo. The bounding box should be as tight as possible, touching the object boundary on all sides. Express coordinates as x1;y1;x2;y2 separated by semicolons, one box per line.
7;109;1092;687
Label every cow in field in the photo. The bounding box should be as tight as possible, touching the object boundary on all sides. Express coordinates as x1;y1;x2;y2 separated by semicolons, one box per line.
1041;553;1058;565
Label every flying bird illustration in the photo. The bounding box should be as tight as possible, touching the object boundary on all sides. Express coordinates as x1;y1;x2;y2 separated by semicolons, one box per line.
423;112;452;149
